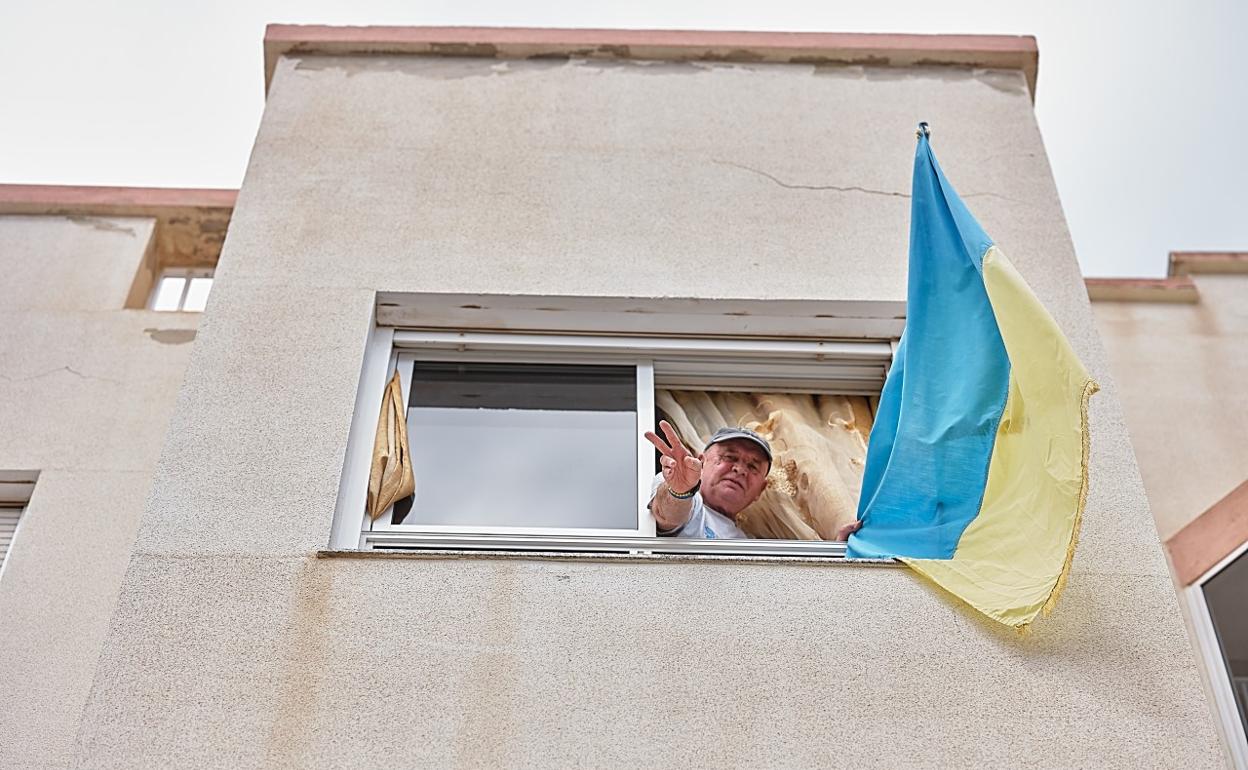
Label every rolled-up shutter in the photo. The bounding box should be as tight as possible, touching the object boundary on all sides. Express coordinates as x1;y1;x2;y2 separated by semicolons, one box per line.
0;506;22;573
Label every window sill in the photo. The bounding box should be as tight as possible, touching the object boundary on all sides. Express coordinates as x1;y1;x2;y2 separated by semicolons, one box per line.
318;540;898;567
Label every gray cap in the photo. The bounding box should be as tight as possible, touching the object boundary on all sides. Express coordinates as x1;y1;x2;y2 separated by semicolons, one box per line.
705;426;772;465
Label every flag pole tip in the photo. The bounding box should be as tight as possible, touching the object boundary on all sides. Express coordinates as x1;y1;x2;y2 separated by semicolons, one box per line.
916;122;931;139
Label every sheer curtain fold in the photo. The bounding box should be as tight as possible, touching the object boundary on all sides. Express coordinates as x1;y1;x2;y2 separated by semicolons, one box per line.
657;390;871;540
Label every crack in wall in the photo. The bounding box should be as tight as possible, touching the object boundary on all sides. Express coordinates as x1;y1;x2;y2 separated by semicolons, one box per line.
713;159;908;197
0;366;122;385
713;159;1024;203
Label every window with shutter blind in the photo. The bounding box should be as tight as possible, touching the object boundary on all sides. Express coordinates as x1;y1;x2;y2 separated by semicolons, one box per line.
0;507;21;573
0;472;37;579
331;329;893;557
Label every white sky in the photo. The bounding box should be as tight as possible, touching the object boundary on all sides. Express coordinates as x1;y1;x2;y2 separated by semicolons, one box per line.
2;1;1244;277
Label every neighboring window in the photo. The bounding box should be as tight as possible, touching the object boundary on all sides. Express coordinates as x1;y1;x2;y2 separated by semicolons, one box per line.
1203;547;1248;735
149;268;214;312
0;472;36;579
0;505;21;575
343;331;891;555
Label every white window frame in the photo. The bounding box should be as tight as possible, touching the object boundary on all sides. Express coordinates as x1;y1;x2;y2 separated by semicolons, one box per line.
370;347;657;539
331;327;893;558
1181;538;1248;769
148;267;215;312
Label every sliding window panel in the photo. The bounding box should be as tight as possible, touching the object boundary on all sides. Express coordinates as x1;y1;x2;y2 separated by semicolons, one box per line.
400;360;638;531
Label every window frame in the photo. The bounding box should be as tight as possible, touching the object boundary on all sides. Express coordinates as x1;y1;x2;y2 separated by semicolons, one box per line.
147;267;215;312
331;326;893;559
1182;539;1248;766
369;348;657;539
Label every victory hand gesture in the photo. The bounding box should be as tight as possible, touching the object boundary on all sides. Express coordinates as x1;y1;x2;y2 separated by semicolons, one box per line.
644;420;702;494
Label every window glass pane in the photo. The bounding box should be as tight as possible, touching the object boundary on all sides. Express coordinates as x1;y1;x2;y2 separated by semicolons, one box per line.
151;277;185;311
403;362;637;529
182;277;213;312
1204;548;1248;734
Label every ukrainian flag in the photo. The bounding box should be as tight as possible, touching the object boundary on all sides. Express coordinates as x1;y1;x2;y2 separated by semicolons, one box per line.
847;125;1098;631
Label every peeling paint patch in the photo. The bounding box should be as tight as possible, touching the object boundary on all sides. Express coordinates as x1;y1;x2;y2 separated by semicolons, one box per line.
810;63;863;79
67;216;136;236
294;54;506;81
428;42;498;57
974;68;1027;95
292;53;767;81
805;56;891;72
506;57;571;71
698;48;767;63
576;59;707;76
144;328;197;345
594;44;631;58
863;65;935;82
689;60;759;74
809;63;1023;96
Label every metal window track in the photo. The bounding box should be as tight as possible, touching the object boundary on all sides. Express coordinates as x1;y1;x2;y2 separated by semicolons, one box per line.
362;531;858;559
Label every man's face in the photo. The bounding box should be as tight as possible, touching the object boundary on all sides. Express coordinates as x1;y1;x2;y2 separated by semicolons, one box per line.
699;439;770;517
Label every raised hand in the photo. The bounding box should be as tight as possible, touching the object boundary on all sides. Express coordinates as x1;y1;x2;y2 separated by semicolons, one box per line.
644;419;703;494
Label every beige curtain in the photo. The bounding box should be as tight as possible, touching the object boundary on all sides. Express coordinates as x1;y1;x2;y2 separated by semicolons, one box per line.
367;370;416;520
657;390;872;540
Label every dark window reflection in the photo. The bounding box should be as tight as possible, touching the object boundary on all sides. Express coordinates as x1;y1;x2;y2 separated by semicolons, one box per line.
409;362;635;411
1203;547;1248;734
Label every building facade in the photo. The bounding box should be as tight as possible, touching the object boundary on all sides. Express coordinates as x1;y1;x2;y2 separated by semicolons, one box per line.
0;186;231;768
1089;253;1248;766
0;26;1229;768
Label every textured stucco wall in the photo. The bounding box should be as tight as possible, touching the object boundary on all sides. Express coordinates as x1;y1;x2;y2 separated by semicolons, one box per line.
0;215;199;769
71;55;1224;767
1092;274;1248;539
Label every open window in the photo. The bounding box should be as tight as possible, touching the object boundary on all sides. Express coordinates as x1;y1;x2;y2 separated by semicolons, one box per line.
1186;542;1248;762
333;326;892;557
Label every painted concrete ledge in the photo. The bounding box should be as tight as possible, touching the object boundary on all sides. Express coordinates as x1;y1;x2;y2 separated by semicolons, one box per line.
1167;479;1248;586
1169;251;1248;277
319;549;899;567
1085;251;1247;304
0;184;237;269
1084;276;1199;303
263;24;1039;100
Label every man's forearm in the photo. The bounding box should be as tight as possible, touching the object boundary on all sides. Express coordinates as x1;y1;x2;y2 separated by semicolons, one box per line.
651;482;695;532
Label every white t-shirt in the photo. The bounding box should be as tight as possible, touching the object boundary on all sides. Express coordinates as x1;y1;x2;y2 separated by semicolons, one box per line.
648;473;748;539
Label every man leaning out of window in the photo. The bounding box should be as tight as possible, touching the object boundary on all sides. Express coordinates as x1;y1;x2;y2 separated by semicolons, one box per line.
645;421;862;541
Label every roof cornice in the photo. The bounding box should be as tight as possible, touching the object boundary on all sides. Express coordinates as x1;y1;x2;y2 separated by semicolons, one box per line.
0;184;236;213
263;25;1039;101
1085;251;1248;305
1168;251;1248;277
1083;276;1199;304
0;184;237;268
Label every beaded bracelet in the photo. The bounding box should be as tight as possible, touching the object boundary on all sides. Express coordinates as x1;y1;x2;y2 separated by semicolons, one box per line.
667;481;700;500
